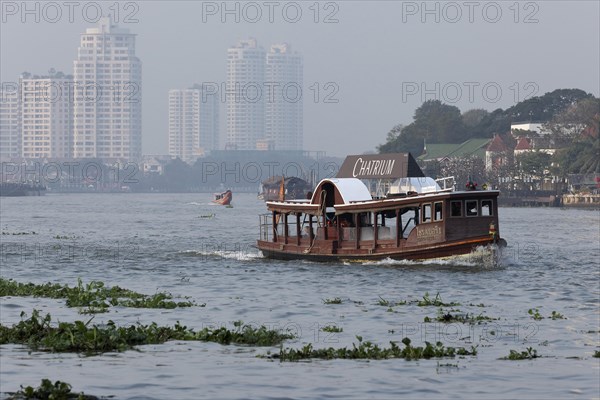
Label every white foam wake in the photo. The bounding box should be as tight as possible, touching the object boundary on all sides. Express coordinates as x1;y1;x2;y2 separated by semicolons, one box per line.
181;249;263;261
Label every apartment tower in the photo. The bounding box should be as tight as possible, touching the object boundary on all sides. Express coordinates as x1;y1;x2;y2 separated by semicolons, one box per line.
73;17;142;160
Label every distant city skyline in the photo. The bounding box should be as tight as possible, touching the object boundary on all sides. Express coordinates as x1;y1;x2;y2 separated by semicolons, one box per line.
1;2;598;156
0;17;143;161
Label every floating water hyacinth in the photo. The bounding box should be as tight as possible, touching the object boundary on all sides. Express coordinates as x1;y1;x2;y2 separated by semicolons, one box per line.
0;278;197;312
0;311;295;354
266;337;478;362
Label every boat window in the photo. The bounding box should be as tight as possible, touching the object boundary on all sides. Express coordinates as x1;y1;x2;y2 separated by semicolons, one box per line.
434;202;443;221
481;200;493;216
466;200;478;217
422;203;431;223
450;201;462;217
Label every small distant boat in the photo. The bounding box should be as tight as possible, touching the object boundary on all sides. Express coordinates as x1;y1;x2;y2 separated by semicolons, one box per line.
213;190;232;206
259;176;312;202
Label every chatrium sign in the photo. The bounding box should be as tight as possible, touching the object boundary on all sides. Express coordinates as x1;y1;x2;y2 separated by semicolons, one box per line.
336;153;424;179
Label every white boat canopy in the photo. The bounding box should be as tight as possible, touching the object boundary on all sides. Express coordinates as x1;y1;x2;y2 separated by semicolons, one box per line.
388;177;441;195
311;178;372;206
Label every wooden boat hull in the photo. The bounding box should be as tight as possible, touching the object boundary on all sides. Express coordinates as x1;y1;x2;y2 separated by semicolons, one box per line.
257;236;503;262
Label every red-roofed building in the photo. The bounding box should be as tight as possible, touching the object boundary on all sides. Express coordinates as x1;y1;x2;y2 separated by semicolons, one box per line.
514;137;532;156
485;134;510;171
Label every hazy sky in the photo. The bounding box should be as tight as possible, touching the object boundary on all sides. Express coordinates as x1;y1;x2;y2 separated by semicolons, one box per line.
1;1;599;156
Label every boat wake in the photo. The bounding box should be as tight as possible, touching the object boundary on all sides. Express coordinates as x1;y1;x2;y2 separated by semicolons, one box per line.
180;249;263;261
186;202;219;206
361;245;505;268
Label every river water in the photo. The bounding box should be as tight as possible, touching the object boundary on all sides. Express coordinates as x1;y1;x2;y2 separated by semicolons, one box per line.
1;193;599;399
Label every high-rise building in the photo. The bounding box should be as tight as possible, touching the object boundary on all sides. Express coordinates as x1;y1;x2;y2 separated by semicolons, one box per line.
168;86;219;163
0;85;21;159
194;84;220;153
73;17;142;160
20;74;73;159
226;39;265;150
265;43;303;150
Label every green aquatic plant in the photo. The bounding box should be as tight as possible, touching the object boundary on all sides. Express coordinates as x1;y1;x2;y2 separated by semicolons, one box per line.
528;308;543;321
550;311;565;320
417;292;460;307
266;336;477;361
323;297;342;305
593;350;600;358
0;279;72;299
321;325;343;333
377;296;391;306
376;296;407;307
436;362;459;369
0;278;196;311
502;347;539;360
424;309;498;324
0;311;294;354
79;306;110;315
468;303;487;307
6;378;97;400
118;292;197;309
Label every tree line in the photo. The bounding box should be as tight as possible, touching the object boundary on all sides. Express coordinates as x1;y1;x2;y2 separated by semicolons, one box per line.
378;89;599;180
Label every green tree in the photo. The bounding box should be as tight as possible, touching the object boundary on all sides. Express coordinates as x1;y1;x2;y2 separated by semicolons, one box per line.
377;124;424;155
462;109;489;128
554;136;599;174
378;100;465;155
548;97;600;175
517;152;553;180
506;88;593;122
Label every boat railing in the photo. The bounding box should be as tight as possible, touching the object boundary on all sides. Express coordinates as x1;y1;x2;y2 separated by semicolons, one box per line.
259;213;273;241
436;176;455;191
259;213;310;243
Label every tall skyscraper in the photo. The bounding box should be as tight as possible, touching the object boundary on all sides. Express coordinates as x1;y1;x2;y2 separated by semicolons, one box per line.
194;84;220;153
168;86;219;163
0;85;21;159
226;39;265;150
20;74;73;159
73;17;142;160
265;43;303;150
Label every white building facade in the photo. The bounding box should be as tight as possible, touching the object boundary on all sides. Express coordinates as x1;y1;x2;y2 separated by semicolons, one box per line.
226;39;265;150
73;17;142;160
168;87;219;163
20;76;73;159
265;43;303;150
0;86;21;159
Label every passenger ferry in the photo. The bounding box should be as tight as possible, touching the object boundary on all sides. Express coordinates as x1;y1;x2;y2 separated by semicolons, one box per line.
257;153;506;261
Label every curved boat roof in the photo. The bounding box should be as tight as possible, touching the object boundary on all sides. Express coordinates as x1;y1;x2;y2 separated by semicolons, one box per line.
310;178;372;205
